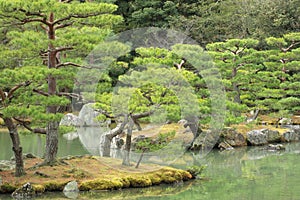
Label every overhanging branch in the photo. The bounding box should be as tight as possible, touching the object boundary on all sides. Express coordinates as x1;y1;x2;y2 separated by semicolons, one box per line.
55;62;91;69
13;117;46;134
33;89;49;97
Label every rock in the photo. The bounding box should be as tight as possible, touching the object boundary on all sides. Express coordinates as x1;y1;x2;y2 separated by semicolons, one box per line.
0;175;2;185
63;131;79;141
63;180;79;192
279;118;292;125
60;113;82;127
0;160;15;171
262;129;281;143
218;141;234;151
265;144;285;151
78;103;111;127
190;130;218;151
282;129;300;142
63;181;79;199
178;119;188;125
220;128;247;147
246;130;268;146
12;182;35;199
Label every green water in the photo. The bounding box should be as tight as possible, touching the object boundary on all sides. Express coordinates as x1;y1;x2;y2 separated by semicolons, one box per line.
0;130;300;200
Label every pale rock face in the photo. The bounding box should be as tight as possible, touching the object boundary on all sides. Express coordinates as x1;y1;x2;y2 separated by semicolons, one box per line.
60;113;82;127
63;180;79;199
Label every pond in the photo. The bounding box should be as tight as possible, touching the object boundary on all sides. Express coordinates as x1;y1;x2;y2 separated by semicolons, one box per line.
0;128;300;200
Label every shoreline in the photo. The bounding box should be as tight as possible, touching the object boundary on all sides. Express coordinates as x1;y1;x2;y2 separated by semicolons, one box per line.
0;155;193;195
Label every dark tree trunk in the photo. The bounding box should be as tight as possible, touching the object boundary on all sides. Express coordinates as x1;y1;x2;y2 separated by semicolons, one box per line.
44;121;59;164
122;117;134;166
232;67;242;105
4;118;25;177
44;12;59;164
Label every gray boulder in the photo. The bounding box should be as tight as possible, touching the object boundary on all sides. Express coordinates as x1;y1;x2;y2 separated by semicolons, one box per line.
220;128;247;147
60;113;82;127
262;129;281;143
282;129;300;142
12;182;35;199
63;131;79;141
265;144;285;151
78;103;107;127
246;130;268;146
190;130;219;151
63;180;79;199
218;141;234;151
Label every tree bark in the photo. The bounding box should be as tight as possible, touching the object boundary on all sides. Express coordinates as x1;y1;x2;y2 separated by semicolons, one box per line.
122;117;134;166
100;115;128;157
44;12;59;164
44;121;59;164
4;118;25;177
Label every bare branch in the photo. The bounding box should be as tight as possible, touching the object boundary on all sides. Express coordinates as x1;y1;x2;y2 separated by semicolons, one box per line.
53;12;111;26
13;117;46;134
58;92;81;99
174;59;185;70
55;21;74;29
54;47;74;53
131;105;160;119
281;42;300;52
33;89;49;97
106;115;128;140
55;62;91;69
0;89;7;104
7;81;32;99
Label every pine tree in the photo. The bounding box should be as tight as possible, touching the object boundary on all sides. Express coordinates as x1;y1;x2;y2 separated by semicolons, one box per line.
0;0;122;165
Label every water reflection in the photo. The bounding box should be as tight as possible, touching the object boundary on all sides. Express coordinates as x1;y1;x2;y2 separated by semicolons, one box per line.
1;128;300;200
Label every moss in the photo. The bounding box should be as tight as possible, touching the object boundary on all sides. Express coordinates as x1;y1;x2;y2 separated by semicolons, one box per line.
0;183;17;193
66;168;89;179
147;173;161;185
32;184;45;194
44;182;66;191
127;176;152;187
120;177;131;188
79;179;123;191
159;168;192;183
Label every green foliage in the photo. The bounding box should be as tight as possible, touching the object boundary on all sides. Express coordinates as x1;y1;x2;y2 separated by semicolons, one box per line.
135;131;176;152
186;165;206;179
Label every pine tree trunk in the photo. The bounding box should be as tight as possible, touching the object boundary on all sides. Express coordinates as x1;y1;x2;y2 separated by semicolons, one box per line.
4;118;25;177
44;12;59;164
45;121;59;164
100;135;112;157
122;117;134;166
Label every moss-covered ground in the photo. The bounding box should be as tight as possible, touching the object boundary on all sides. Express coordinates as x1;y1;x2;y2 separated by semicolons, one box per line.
0;155;192;194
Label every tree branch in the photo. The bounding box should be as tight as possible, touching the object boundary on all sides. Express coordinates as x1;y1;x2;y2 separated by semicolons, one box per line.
7;81;32;99
57;92;81;99
13;117;46;134
281;42;300;52
54;47;74;53
55;62;91;69
33;89;49;97
131;105;160;119
55;21;75;30
53;12;112;26
106;115;128;140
